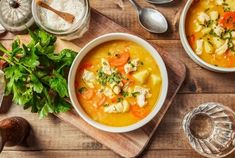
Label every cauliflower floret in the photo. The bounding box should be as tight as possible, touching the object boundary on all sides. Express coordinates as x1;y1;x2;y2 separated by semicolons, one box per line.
104;100;130;113
198;12;210;24
134;86;150;108
82;70;95;88
101;58;112;75
124;59;139;74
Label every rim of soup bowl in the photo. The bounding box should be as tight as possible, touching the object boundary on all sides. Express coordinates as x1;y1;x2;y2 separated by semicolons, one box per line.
179;0;235;73
68;33;168;133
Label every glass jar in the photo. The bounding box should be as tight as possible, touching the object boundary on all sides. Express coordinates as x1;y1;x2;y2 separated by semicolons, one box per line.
183;102;235;158
32;0;90;40
0;0;34;32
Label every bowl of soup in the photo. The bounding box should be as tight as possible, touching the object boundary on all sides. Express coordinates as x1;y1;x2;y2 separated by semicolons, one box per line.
68;33;168;133
180;0;235;72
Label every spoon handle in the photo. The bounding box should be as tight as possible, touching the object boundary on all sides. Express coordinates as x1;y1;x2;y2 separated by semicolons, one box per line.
128;0;142;12
145;0;173;4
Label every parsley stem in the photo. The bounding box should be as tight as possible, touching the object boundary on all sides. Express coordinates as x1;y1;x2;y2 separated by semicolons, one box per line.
14;62;32;74
0;43;10;55
0;56;14;66
57;63;67;72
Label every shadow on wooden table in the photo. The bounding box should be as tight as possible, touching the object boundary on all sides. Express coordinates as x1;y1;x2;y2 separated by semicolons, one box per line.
18;125;49;158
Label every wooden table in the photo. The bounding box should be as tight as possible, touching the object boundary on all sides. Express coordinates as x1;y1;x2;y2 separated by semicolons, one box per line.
1;0;235;157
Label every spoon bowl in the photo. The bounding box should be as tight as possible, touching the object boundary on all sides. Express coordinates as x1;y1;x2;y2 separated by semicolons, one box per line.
129;0;168;33
139;8;168;33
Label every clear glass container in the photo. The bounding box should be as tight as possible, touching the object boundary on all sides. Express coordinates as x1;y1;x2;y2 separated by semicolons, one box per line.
0;24;6;34
183;102;235;158
32;0;90;40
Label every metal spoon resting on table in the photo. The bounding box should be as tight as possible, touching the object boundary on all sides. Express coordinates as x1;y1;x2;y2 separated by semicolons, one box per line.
146;0;174;4
128;0;168;33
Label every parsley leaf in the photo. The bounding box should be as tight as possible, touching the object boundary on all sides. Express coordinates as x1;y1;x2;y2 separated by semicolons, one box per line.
31;74;43;93
48;70;68;98
0;29;76;118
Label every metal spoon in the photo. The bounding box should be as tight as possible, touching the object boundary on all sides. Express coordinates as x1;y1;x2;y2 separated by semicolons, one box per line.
129;0;168;33
146;0;174;4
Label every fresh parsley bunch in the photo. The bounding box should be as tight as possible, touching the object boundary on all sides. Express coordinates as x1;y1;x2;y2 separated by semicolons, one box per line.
0;29;76;118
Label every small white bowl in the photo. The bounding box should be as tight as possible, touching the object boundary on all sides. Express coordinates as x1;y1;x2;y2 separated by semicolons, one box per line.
68;33;168;133
179;0;235;73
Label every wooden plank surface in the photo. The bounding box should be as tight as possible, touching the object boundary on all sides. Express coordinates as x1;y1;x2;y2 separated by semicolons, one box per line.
0;9;186;157
1;0;235;157
1;94;235;157
89;0;186;40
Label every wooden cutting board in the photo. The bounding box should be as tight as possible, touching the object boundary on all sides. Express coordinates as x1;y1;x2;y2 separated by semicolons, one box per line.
56;9;186;158
1;9;186;158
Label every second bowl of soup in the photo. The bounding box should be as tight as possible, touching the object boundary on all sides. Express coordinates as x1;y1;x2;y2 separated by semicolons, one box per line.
68;33;168;133
180;0;235;72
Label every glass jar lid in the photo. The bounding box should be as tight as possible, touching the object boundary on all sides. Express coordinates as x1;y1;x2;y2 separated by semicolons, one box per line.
0;0;34;32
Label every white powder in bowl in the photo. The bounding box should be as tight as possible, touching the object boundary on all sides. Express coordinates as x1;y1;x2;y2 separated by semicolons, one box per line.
39;0;85;31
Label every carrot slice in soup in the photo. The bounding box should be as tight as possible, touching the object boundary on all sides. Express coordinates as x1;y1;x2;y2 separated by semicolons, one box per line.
188;34;195;47
109;52;130;66
117;66;125;74
224;52;235;67
81;89;94;100
219;12;235;30
131;105;149;118
111;98;117;103
79;62;93;72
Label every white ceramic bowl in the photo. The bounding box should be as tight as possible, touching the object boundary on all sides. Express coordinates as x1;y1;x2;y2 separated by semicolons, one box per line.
179;0;235;73
68;33;168;133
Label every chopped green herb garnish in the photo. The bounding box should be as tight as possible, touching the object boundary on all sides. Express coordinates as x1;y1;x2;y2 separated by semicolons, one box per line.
103;104;109;107
122;91;129;97
204;8;210;12
222;3;231;12
132;92;140;97
117;97;124;102
209;30;219;37
97;68;123;85
222;2;228;6
207;40;213;46
224;7;231;12
130;62;135;68
200;20;213;28
228;40;234;49
78;87;87;94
